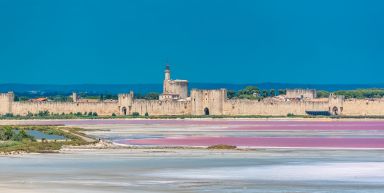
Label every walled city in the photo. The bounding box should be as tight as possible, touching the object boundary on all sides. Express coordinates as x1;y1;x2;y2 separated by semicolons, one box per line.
1;65;383;117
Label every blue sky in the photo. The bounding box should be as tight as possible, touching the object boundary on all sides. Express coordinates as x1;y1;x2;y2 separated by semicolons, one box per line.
0;0;383;84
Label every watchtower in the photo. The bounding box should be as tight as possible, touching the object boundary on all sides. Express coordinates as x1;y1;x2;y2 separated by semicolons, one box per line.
328;93;344;115
118;91;134;115
0;92;14;115
160;64;189;100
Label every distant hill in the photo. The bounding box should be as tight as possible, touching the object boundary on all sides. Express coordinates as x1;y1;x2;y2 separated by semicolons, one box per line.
1;83;384;97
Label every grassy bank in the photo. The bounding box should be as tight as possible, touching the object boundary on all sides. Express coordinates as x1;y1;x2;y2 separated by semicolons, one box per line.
0;126;94;153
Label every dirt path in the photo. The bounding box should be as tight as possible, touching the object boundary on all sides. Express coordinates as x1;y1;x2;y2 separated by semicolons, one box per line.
60;128;96;143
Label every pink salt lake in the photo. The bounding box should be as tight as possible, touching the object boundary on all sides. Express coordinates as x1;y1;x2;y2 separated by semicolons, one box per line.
20;119;384;148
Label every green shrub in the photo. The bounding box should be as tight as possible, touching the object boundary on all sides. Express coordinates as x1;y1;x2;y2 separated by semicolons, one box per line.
37;110;50;117
132;112;140;116
287;113;295;117
4;113;14;118
0;128;35;142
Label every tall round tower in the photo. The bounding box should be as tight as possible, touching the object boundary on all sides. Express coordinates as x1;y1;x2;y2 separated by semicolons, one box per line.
163;64;171;94
160;64;189;100
164;64;171;80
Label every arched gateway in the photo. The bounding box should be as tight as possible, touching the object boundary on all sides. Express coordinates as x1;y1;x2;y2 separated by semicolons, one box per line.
332;106;339;115
122;107;127;115
204;107;209;115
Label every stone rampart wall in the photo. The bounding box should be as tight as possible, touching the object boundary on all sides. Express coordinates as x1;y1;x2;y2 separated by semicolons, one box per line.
130;100;191;116
3;93;384;117
342;99;384;116
223;99;330;116
11;102;119;116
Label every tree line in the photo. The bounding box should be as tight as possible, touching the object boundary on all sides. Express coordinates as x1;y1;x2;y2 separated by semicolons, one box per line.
227;86;286;99
317;89;384;99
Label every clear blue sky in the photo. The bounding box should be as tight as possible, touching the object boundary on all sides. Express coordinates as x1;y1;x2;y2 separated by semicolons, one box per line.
0;0;383;84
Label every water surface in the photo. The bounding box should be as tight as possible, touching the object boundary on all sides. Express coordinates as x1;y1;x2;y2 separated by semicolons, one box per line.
1;119;384;192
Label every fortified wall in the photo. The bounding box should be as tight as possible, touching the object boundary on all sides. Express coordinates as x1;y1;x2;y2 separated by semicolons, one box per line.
0;93;190;116
0;89;378;117
190;89;343;116
342;99;384;116
0;65;382;117
11;101;119;116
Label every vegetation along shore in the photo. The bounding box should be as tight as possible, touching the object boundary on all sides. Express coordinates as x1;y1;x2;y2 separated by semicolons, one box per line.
0;125;94;154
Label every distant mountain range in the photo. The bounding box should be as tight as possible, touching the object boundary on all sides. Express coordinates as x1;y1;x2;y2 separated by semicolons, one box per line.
1;83;384;97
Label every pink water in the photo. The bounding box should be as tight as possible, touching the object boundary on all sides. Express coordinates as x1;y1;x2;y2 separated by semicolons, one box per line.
125;137;384;148
19;119;384;148
105;120;384;148
20;119;384;130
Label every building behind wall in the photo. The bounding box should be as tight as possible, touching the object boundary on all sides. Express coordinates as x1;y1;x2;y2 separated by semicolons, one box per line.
286;89;317;100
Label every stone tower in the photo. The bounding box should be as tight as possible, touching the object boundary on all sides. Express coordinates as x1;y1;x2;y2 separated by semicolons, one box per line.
72;92;78;102
191;89;226;115
118;91;134;115
160;65;189;100
164;64;171;81
0;92;14;115
163;64;171;94
328;93;344;115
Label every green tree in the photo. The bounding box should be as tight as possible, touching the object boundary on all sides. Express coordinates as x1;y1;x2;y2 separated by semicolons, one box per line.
3;127;14;140
144;92;160;100
317;90;330;98
270;89;275;97
262;90;268;98
238;86;259;95
278;89;286;96
238;86;260;99
227;90;236;99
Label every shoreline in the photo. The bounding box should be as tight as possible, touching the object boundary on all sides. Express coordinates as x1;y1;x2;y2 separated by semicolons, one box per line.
5;139;384;157
2;117;384;125
2;114;384;121
2;118;384;156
